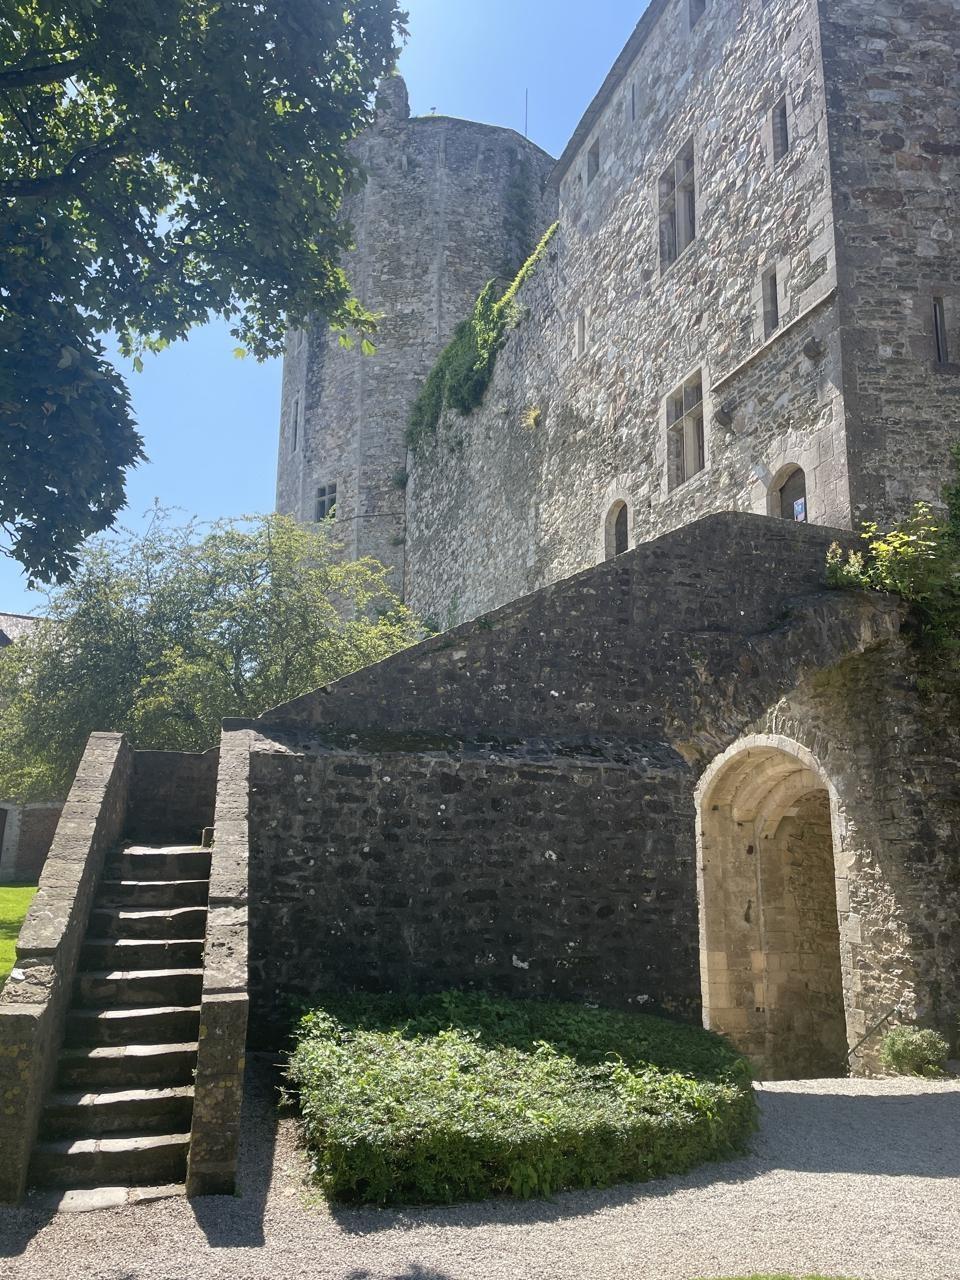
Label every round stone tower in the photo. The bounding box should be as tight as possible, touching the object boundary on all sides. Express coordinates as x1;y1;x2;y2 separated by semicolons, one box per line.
276;73;557;591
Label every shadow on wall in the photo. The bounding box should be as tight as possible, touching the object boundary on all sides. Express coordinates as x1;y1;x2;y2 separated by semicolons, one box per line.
188;1053;279;1249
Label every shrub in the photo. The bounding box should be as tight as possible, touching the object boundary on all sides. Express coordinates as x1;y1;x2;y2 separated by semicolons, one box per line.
407;223;559;453
879;1026;950;1077
285;991;756;1206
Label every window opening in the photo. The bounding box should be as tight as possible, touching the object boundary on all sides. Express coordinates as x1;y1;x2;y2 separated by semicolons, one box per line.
772;97;790;165
763;266;781;339
291;395;301;454
587;138;601;185
667;371;706;490
660;139;697;270
315;483;337;522
934;297;950;365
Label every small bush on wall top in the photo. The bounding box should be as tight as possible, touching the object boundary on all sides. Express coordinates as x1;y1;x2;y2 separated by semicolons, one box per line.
284;991;755;1206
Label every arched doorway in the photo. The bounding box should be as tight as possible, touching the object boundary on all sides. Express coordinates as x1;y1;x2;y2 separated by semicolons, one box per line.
604;501;630;559
696;737;849;1079
772;465;807;522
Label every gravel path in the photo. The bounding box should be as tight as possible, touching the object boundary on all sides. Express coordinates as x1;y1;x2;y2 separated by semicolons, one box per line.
1;1058;958;1280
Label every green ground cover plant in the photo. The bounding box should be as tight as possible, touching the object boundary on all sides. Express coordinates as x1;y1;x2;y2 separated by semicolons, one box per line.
285;991;756;1206
0;885;37;990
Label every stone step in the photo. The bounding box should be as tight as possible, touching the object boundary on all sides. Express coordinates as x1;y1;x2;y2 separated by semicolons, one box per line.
65;1005;202;1048
97;879;210;910
88;905;208;941
30;1132;190;1190
40;1087;195;1139
81;937;204;972
58;1043;199;1090
76;969;204;1009
107;848;211;882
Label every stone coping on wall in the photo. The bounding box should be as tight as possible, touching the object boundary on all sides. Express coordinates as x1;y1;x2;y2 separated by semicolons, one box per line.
186;726;250;1198
0;732;133;1203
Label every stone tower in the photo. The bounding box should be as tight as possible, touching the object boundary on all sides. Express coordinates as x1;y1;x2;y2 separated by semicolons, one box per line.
276;74;557;587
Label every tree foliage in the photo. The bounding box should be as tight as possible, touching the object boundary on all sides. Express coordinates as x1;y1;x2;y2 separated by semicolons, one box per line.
0;511;421;800
0;0;406;581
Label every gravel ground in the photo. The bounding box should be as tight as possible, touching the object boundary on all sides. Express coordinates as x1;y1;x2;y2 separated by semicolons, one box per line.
1;1057;958;1280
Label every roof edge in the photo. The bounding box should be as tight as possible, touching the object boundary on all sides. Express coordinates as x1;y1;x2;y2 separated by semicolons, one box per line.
550;0;671;188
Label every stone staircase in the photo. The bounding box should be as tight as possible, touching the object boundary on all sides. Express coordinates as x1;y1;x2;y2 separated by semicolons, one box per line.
29;844;211;1191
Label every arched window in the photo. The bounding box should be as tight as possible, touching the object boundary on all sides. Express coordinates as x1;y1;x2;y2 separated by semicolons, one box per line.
776;466;807;523
604;501;630;560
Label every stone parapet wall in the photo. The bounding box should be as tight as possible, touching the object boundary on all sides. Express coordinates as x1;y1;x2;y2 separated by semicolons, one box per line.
0;803;64;885
186;727;251;1197
0;733;132;1203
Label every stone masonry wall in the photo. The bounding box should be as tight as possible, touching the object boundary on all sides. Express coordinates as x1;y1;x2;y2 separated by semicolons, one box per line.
757;641;960;1055
276;77;556;591
247;514;959;1066
820;0;960;524
406;0;847;626
247;741;697;1037
125;749;219;846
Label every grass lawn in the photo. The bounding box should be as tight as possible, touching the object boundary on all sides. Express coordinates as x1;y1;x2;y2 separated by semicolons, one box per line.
0;885;37;990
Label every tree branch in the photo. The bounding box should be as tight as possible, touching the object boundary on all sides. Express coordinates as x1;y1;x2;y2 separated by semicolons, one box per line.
0;138;128;200
0;56;86;91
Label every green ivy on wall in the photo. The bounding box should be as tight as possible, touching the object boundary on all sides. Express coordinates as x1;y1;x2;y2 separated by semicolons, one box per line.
407;221;559;454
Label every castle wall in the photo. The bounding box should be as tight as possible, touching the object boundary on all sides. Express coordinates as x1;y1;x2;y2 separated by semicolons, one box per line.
276;83;556;589
819;0;960;525
246;515;959;1064
406;0;847;626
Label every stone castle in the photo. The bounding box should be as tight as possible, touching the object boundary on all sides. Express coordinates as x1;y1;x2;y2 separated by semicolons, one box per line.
277;0;960;626
1;0;958;1203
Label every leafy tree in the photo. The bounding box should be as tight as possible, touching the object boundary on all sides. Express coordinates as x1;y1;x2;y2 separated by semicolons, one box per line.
0;0;406;582
0;511;422;800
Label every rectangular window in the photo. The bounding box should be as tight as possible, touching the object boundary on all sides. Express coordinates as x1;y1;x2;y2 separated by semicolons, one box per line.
587;138;601;185
763;266;781;339
666;371;706;490
934;297;950;364
659;139;697;271
290;395;300;455
772;96;790;165
315;482;337;521
690;0;707;28
576;310;588;357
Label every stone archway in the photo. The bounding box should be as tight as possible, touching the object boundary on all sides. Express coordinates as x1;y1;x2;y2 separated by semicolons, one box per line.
696;736;851;1080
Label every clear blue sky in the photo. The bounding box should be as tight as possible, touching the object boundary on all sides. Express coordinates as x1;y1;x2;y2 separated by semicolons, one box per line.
0;1;646;615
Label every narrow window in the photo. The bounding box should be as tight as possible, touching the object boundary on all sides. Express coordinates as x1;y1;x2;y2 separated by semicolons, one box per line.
763;266;781;339
772;97;790;165
290;395;301;455
660;139;697;271
778;467;808;522
631;84;637;123
587;138;601;185
605;501;630;559
934;297;950;365
315;482;337;521
690;0;707;28
576;311;588;358
666;371;706;490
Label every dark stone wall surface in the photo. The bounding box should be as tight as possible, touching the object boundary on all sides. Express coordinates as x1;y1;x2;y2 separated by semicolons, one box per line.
248;743;697;1036
126;749;219;845
14;806;63;883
